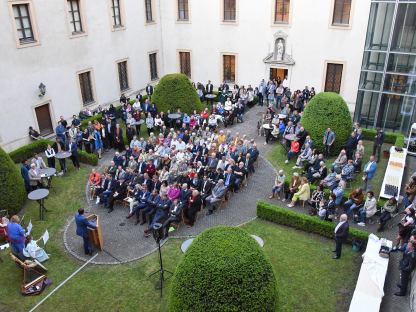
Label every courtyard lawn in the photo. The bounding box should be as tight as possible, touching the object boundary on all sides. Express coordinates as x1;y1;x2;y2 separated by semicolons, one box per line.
0;163;360;312
266;140;389;197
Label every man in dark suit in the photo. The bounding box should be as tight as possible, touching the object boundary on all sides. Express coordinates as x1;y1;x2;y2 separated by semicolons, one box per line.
223;167;235;190
75;208;97;255
205;80;214;105
146;84;154;100
98;175;116;207
200;175;213;203
107;179;127;213
67;138;80;169
333;214;349;259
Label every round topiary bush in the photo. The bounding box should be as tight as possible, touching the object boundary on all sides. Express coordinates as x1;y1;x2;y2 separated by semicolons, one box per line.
0;147;26;215
301;92;352;155
169;226;277;312
151;73;204;114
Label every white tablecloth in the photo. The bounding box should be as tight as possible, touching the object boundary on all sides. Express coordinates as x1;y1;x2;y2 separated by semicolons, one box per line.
349;234;392;312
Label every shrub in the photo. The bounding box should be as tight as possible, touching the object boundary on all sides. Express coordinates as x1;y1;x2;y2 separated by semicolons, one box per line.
169;226;278;312
360;128;405;148
78;150;98;166
151;73;204;114
257;201;369;243
9;140;52;163
0;147;26;215
301;92;353;155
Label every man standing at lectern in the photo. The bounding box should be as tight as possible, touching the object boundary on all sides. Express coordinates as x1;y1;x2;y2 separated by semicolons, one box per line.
75;208;96;255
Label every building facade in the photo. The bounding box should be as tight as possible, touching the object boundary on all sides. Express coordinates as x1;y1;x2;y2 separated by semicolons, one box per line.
0;0;371;151
354;0;416;134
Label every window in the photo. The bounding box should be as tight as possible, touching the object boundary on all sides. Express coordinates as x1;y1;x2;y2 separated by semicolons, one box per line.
149;53;158;80
223;55;236;82
68;0;83;34
274;0;290;23
324;63;343;93
12;3;35;44
111;0;122;27
117;61;129;91
332;0;351;26
78;71;95;105
223;0;236;21
179;52;191;77
178;0;189;21
145;0;153;22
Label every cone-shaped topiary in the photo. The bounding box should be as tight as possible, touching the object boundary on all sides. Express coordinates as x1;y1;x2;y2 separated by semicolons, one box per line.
0;146;26;215
169;226;278;312
301;92;353;156
151;73;204;114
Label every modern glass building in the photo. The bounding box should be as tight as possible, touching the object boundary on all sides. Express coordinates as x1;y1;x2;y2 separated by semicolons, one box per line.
354;0;416;134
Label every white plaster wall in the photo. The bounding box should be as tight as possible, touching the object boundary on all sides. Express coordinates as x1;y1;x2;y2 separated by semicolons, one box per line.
0;0;371;151
161;0;371;111
0;0;163;151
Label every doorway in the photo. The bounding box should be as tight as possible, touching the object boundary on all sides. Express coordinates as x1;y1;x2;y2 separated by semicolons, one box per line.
35;104;53;135
270;68;288;84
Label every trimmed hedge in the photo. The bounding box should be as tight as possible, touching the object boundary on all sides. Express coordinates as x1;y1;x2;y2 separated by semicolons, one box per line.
361;128;405;148
78;150;98;166
0;147;26;215
301;92;353;156
9;140;98;166
257;201;369;243
152;73;204;114
9;140;52;164
169;226;278;312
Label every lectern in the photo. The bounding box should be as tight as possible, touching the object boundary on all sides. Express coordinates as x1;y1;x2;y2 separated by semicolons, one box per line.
86;214;104;251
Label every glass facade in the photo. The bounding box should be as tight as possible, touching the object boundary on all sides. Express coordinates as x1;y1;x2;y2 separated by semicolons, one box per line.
355;0;416;134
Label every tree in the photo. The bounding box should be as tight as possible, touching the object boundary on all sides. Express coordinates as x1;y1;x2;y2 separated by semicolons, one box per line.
169;226;278;312
301;92;353;155
0;147;26;215
151;73;204;114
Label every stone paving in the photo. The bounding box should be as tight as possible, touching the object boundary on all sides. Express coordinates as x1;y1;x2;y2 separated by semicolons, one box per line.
63;105;274;264
63;104;414;310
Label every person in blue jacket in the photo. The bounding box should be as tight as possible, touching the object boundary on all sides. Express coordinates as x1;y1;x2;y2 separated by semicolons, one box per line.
7;215;26;259
363;155;377;192
75;208;96;255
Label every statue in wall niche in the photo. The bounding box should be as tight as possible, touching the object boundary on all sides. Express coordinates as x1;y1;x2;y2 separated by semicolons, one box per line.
276;39;284;61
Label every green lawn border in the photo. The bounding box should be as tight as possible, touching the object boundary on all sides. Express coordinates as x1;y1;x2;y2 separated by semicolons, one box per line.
256;201;369;243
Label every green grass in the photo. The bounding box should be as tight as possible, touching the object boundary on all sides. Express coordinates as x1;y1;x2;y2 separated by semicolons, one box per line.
266;140;389;197
0;161;360;312
241;219;361;312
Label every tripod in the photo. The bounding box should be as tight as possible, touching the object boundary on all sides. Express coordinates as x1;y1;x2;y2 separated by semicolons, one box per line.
148;237;173;297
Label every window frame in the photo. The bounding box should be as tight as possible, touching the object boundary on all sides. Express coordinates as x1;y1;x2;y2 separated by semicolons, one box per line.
222;0;237;23
329;0;354;29
66;0;87;37
110;0;122;28
274;0;290;24
178;50;192;78
332;0;352;26
145;0;154;23
117;59;130;92
222;53;237;83
77;69;96;107
9;0;40;49
148;52;159;81
323;61;345;94
177;0;189;22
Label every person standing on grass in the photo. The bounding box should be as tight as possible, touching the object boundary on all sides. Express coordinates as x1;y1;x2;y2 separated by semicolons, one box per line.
363;155;377;192
75;208;96;256
333;214;349;259
322;128;335;159
373;129;385;163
